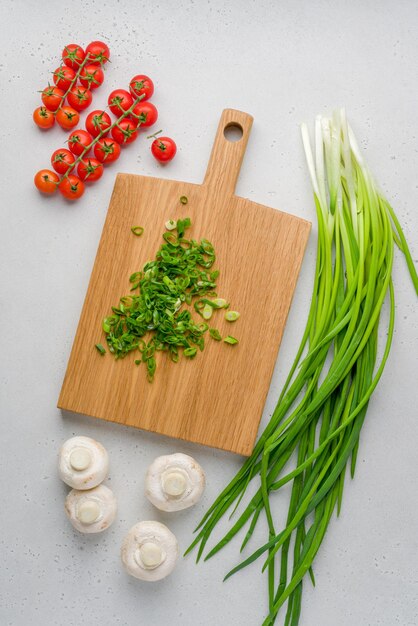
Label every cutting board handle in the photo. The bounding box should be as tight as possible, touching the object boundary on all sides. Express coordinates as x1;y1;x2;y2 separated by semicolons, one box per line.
203;109;253;196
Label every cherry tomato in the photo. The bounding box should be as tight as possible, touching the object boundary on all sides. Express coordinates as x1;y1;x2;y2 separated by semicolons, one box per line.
151;137;177;163
33;106;55;129
51;148;75;175
130;101;158;128
85;41;110;65
79;64;104;90
77;158;104;182
111;119;138;145
129;74;154;101
55;106;80;131
41;86;64;112
34;169;59;194
94;138;121;164
59;175;85;200
108;89;133;117
85;110;112;137
62;44;85;69
67;86;92;112
53;65;76;91
68;129;93;156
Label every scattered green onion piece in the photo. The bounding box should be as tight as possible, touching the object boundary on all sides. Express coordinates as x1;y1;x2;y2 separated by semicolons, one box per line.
95;343;106;355
184;347;197;357
211;298;229;308
202;304;213;320
209;328;222;341
134;359;141;365
131;226;144;236
225;311;240;322
165;219;176;231
224;335;238;345
180;195;188;205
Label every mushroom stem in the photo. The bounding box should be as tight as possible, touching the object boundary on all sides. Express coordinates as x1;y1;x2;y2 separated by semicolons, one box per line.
161;470;187;497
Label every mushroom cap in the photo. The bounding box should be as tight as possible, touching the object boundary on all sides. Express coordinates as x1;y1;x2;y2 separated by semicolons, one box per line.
58;436;109;489
145;452;205;512
65;484;117;534
121;521;178;581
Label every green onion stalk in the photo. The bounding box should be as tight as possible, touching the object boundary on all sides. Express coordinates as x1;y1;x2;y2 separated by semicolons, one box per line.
185;109;418;625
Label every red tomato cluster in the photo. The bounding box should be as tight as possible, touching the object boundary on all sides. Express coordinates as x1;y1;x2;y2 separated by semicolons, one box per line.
33;41;110;131
34;70;177;200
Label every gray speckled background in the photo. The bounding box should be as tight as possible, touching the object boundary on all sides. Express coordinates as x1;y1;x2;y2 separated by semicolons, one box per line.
1;1;417;625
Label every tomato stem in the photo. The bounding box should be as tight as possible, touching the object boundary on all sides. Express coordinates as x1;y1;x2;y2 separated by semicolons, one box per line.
59;93;145;183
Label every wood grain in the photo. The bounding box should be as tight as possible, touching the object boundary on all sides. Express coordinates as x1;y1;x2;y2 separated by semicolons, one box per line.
58;109;311;456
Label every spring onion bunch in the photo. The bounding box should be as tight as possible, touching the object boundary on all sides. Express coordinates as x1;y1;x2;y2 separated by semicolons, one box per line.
186;109;418;625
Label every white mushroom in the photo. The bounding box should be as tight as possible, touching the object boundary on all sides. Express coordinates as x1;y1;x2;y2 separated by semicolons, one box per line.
121;521;178;581
145;453;205;512
64;484;117;534
58;436;109;489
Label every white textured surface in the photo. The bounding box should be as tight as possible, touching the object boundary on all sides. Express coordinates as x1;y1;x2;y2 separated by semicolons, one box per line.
1;1;418;625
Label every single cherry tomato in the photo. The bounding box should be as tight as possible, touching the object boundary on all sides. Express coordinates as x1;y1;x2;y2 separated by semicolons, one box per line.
53;65;76;91
85;41;110;65
129;74;154;101
68;129;93;156
94;138;121;163
51;148;75;175
79;64;104;90
62;44;85;69
34;169;59;194
59;175;85;200
33;106;55;129
111;119;138;145
77;158;104;182
108;89;133;117
41;86;65;112
67;86;93;112
151;136;177;163
55;106;80;131
130;101;158;128
85;110;112;137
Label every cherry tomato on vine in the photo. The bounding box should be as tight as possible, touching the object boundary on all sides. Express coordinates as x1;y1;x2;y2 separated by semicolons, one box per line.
34;169;59;194
85;41;110;65
51;148;75;175
85;110;111;137
53;66;76;91
151;137;177;163
130;101;158;128
94;138;121;163
111;119;138;145
62;44;85;69
68;129;93;156
108;89;133;117
79;64;104;90
67;86;92;112
56;106;80;130
129;74;154;101
41;86;64;112
33;106;55;129
77;158;104;182
59;175;85;200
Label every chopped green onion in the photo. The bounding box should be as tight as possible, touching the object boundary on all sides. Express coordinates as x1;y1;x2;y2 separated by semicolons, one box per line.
202;304;213;320
131;226;144;236
180;195;188;205
98;218;240;381
209;328;222;341
211;298;229;309
165;219;176;231
95;343;106;355
225;311;240;322
223;335;238;345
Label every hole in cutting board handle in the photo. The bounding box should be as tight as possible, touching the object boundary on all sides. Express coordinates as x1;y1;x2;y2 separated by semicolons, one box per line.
223;122;243;142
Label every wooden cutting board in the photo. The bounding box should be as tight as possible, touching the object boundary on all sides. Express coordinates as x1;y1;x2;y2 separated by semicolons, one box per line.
58;109;311;456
